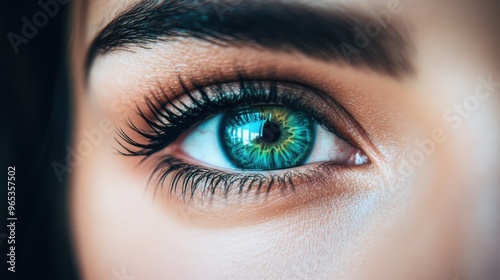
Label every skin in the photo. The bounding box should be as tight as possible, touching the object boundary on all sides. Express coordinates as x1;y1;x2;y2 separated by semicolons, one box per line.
70;0;499;279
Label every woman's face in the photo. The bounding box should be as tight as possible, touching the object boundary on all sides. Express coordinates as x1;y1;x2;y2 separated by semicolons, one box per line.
69;0;499;279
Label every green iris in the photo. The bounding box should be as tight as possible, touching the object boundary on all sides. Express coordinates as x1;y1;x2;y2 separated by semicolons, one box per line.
219;106;315;170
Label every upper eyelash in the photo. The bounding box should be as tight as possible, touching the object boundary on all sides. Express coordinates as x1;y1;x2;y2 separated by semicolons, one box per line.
115;77;347;158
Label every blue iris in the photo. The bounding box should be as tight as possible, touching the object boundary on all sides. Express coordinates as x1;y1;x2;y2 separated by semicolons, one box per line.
219;106;315;170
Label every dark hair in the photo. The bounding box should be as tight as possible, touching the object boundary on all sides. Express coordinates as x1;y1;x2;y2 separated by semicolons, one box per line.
2;1;77;278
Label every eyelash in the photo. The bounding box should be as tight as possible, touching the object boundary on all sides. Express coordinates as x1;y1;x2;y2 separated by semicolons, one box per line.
116;76;364;201
151;156;330;200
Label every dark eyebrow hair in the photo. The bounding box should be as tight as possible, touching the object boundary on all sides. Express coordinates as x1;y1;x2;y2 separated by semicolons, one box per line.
85;0;414;77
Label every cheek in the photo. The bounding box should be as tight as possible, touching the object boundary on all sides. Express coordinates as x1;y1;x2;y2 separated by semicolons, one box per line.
69;105;191;278
71;144;177;278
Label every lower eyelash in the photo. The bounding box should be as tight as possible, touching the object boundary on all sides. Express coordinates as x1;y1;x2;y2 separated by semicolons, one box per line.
149;156;322;202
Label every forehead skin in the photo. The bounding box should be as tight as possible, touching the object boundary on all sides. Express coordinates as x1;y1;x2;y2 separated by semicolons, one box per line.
70;0;500;279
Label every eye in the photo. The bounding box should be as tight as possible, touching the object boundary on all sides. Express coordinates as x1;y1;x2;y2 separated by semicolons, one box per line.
116;79;371;199
181;105;367;170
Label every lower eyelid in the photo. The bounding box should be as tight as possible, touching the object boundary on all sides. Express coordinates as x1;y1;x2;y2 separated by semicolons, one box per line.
144;154;374;215
146;155;322;198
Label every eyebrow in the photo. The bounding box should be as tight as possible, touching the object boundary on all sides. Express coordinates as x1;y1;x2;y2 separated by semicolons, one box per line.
85;0;414;77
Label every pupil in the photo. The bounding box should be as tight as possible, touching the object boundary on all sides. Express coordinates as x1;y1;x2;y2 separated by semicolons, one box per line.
260;121;281;143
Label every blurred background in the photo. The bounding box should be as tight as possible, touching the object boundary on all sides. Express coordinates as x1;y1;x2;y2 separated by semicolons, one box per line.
1;0;77;279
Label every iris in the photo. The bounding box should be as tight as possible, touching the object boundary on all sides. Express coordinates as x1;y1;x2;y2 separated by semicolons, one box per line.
220;106;315;170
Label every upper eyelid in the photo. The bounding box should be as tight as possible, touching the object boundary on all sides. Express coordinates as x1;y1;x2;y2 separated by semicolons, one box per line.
115;78;377;162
